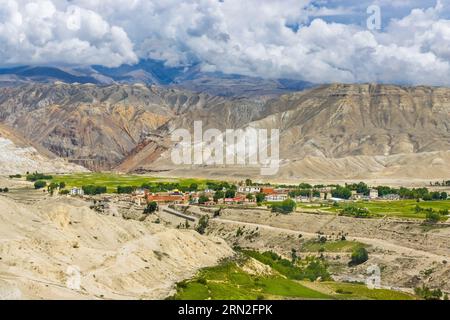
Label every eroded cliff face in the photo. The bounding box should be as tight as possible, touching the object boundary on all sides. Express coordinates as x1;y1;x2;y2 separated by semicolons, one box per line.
1;83;449;179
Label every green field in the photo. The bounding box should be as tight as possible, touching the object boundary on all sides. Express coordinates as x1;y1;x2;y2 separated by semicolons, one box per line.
315;200;450;219
171;260;331;300
300;240;367;253
313;282;416;300
171;254;417;300
50;173;216;193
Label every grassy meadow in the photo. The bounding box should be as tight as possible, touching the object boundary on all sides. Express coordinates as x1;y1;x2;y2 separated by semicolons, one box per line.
50;173;216;193
171;251;417;301
297;200;450;220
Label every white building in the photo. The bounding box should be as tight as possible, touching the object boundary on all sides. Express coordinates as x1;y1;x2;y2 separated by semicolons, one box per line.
369;189;379;199
70;187;84;196
238;186;261;194
265;194;288;202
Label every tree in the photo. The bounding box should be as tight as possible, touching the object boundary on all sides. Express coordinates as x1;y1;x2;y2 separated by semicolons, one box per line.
350;247;368;266
271;199;297;214
246;193;254;201
189;183;198;191
426;211;440;223
117;186;135;194
441;192;448;200
34;180;47;189
144;201;158;214
3;188;8;192
213;190;225;203
225;189;236;198
331;186;352;199
198;194;210;204
26;172;53;182
59;182;66;189
245;179;253;186
255;193;266;204
82;185;107;195
196;215;209;234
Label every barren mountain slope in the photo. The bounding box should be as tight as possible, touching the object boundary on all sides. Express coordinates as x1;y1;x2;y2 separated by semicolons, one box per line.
251;83;450;159
118;84;450;180
0;196;233;299
0;83;250;170
0;124;87;175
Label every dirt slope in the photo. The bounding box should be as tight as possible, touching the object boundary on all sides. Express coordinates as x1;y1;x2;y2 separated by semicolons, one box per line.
0;196;233;299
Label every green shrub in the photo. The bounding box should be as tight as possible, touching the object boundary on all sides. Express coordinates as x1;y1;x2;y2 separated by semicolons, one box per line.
27;172;53;182
34;180;47;189
144;201;158;214
350;247;369;266
198;194;210;204
340;205;370;218
196;215;209;235
271;199;296;214
331;186;352;199
426;211;441;223
117;185;136;194
414;285;443;300
82;185;107;195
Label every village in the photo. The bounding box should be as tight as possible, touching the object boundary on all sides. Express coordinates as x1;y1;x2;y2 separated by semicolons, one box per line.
66;182;384;208
58;180;416;220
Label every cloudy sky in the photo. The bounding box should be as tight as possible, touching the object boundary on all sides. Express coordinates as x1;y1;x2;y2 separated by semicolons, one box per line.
1;0;450;85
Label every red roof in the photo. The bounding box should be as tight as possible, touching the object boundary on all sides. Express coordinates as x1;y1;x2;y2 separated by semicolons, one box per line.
147;194;187;202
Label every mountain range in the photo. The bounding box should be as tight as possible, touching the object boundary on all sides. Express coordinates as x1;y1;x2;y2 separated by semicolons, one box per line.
0;60;314;98
0;79;449;182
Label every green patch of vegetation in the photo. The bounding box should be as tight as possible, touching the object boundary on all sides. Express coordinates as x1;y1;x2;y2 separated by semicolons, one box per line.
243;250;331;281
143;201;158;214
414;285;445;300
50;173;218;193
270;199;297;214
301;240;366;253
195;215;209;235
350;247;369;266
27;172;53;182
34;180;47;189
82;185;107;195
171;252;416;300
321;282;416;300
339;205;371;218
171;258;330;300
324;200;450;219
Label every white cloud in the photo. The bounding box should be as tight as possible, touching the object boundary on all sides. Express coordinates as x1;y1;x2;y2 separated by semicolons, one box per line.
0;0;137;66
1;0;450;85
